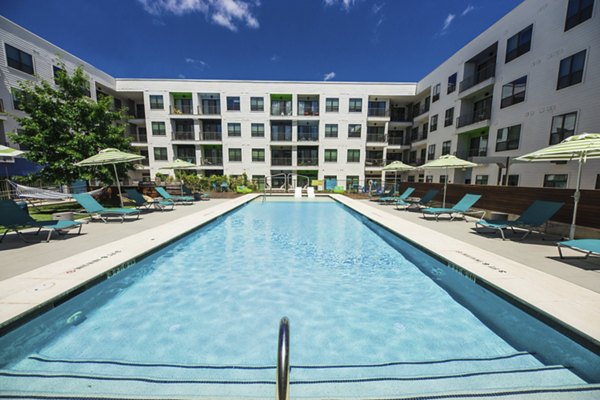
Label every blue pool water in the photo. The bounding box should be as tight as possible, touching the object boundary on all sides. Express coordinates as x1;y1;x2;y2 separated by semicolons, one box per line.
1;199;599;398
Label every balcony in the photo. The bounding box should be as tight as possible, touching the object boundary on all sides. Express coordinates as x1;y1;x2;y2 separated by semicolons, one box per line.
198;105;221;115
468;148;488;157
271;101;293;116
202;157;223;166
297;101;319;116
271;157;292;166
201;132;222;141
170;104;194;115
297;157;318;166
298;132;319;141
367;108;389;117
366;134;386;143
387;137;409;146
390;110;410;122
459;63;496;93
456;105;492;129
175;157;196;164
271;132;292;141
128;133;147;143
172;131;195;141
365;158;385;167
413;103;430;118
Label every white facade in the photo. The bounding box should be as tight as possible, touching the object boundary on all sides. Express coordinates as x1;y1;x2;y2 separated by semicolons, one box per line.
1;0;599;189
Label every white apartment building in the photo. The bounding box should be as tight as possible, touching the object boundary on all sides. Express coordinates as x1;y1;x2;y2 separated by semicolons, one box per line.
1;0;598;190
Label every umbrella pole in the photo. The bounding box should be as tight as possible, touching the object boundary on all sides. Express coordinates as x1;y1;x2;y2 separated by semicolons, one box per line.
443;167;448;208
569;157;584;240
113;163;124;208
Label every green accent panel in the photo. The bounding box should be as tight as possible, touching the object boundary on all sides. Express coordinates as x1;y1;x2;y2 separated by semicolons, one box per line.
172;92;192;99
270;94;292;100
457;126;489;138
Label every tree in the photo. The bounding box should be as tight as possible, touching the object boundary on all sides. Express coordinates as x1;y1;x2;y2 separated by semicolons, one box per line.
9;65;133;185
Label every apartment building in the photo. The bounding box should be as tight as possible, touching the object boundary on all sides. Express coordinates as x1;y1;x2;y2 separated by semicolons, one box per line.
1;0;598;190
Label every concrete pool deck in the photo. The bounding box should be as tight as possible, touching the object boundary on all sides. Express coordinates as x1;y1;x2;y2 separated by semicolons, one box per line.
1;194;599;347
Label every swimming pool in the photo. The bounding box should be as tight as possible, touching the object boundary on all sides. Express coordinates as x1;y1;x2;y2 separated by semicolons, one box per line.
1;198;599;398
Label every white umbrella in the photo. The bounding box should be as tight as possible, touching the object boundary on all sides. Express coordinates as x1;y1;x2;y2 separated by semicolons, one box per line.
0;145;26;157
419;155;478;207
382;161;415;189
158;158;199;194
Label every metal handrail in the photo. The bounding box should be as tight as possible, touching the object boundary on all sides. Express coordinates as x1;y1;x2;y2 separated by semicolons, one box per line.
276;317;290;400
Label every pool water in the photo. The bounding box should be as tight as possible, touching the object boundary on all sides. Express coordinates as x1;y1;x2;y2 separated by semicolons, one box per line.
1;199;599;398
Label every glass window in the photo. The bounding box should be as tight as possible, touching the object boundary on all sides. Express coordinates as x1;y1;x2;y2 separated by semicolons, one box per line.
475;175;489;185
495;124;521;151
544;174;568;188
507;174;519;186
427;144;436;160
442;140;452;155
430;115;438;132
228;123;241;137
228;148;242;162
11;88;25;111
500;76;527;108
432;83;441;102
227;96;241;111
346;176;359;191
5;43;34;75
349;98;362;112
347;149;360;163
250;97;264;111
557;50;586;90
444;107;454;127
252;148;265;162
251;123;265;137
325;124;338;138
324;149;337;162
425;175;433;183
149;95;164;110
447;73;457;94
153;147;168;161
439;175;447;184
505;25;533;63
348;124;361;138
53;65;66;82
325;98;339;112
565;0;594;31
550;112;577;144
151;121;166;136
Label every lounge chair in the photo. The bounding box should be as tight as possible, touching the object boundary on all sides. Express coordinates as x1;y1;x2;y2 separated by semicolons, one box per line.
182;185;210;200
124;188;174;211
558;239;600;259
294;187;302;198
155;187;194;205
0;199;83;242
422;194;482;221
379;187;415;204
475;200;563;240
370;184;397;201
307;187;315;198
396;189;439;210
72;193;141;223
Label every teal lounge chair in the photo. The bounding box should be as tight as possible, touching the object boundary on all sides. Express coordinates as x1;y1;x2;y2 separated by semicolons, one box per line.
182;185;210;200
396;189;439;210
155;186;194;205
558;239;600;259
370;184;396;201
422;194;482;221
72;193;140;223
475;200;563;240
125;188;174;211
0;199;83;242
379;187;415;204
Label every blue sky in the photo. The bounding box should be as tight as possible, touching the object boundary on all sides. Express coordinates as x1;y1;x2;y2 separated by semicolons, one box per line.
2;0;522;82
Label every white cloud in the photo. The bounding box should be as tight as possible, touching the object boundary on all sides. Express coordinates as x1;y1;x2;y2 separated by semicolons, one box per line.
461;4;475;16
372;3;383;14
441;13;455;33
324;0;357;11
138;0;260;31
323;72;336;81
185;58;208;68
270;54;281;62
178;73;186;78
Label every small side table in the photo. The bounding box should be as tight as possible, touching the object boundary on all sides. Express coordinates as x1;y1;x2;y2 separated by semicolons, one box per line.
488;212;508;221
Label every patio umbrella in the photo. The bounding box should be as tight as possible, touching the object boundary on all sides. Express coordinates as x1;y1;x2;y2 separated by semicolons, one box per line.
516;132;600;240
419;155;478;207
75;148;145;207
0;145;26;157
382;161;415;189
158;158;199;194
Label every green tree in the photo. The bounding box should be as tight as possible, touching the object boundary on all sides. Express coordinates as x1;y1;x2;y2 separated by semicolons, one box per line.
9;65;133;185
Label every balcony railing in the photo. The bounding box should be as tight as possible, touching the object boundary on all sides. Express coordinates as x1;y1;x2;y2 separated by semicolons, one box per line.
456;104;492;128
198;105;221;115
202;157;223;166
297;132;319;141
172;131;195;141
365;158;385;167
201;132;222;141
459;63;496;93
298;102;319;116
271;133;292;141
368;108;389;117
387;137;409;146
366;134;386;142
390;111;410;122
468;148;488;157
170;104;194;115
129;134;147;143
297;157;318;166
414;103;430;117
271;157;292;166
176;157;196;164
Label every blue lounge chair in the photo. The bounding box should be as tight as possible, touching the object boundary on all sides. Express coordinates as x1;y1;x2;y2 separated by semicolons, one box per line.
72;193;140;223
396;189;439;210
379;187;415;204
125;188;174;211
422;194;482;221
475;200;563;240
0;199;83;242
558;239;600;259
155;186;194;205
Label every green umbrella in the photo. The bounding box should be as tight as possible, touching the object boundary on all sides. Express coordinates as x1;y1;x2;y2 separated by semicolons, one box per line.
0;145;26;157
419;155;478;207
382;161;415;188
516;133;600;240
159;158;198;194
75;148;145;207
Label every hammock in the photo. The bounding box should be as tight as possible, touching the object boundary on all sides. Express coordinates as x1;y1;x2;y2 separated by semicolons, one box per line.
8;180;105;200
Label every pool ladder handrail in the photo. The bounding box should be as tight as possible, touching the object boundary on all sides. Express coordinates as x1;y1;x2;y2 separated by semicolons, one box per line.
276;317;290;400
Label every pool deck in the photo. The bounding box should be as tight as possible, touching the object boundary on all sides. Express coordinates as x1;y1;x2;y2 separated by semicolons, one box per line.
1;194;600;348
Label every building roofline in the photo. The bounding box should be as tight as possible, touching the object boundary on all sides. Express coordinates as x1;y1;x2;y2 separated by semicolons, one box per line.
115;78;417;86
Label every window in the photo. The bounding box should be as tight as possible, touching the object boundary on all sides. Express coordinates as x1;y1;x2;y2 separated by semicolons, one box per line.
347;149;360;162
348;124;361;138
432;83;441;102
228;123;241;137
444;107;454;127
325;98;339;112
544;174;568;188
430;115;438;132
324;149;338;162
557;50;586;90
565;0;594;31
507;174;519;186
501;76;527;108
427;144;436;160
325;124;338;138
426;176;433;183
151;121;166;136
349;98;362;112
439;175;447;184
346;176;359;191
447;73;457;94
153;147;168;161
505;25;533;63
550;112;577;144
11;88;25;111
442;140;452;155
252;148;265;162
250;97;264;111
53;65;66;82
495;125;521;151
228;148;242;162
149;95;164;110
5;44;34;75
227;96;241;111
251;123;265;137
475;175;489;185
